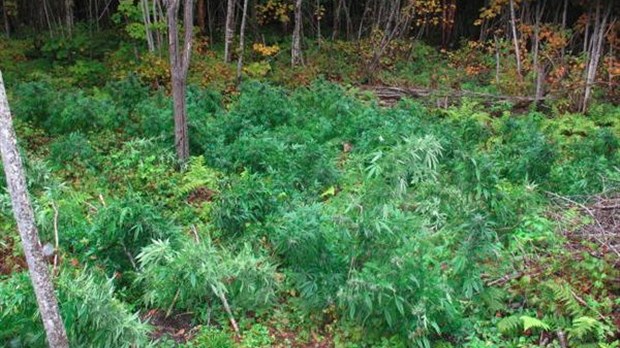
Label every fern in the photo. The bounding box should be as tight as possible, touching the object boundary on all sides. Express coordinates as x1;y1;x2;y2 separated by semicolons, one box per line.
497;315;522;335
179;156;221;196
521;315;550;332
548;282;585;317
568;316;601;343
498;315;550;335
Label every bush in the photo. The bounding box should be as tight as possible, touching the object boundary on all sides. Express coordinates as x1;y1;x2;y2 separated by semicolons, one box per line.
0;270;149;348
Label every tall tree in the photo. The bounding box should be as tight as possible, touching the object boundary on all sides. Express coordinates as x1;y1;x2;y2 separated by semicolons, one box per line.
0;71;69;348
291;0;303;66
224;0;235;63
166;0;193;163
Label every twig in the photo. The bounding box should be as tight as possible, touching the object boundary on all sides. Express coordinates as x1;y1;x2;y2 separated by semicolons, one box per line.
191;224;200;243
121;242;137;270
544;191;620;258
98;193;106;206
52;202;60;276
569;288;606;322
210;284;240;337
166;288;180;318
557;330;568;348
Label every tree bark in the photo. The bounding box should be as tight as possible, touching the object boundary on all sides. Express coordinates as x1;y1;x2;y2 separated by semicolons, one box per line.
141;0;156;52
291;0;303;66
581;1;611;112
166;0;193;163
236;0;249;85
197;0;206;34
2;0;9;37
224;0;235;63
509;0;522;78
65;0;74;35
0;71;69;348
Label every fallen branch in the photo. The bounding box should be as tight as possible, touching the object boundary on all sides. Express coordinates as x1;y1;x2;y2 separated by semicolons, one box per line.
51;202;60;276
365;85;554;106
210;284;240;337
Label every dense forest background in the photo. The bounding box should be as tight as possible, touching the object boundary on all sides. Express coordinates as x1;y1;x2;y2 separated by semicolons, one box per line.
0;0;620;347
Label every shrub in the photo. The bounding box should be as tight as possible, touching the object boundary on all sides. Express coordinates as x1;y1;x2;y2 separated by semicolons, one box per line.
0;270;149;347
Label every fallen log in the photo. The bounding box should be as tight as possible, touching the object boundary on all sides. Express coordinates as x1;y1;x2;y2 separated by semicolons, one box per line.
363;85;553;107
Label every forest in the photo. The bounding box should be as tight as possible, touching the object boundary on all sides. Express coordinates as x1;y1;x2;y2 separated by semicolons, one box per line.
0;0;619;347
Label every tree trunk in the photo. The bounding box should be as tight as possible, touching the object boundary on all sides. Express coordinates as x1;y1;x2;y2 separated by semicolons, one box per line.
236;0;249;84
166;0;193;163
224;0;235;63
291;0;303;66
2;0;9;37
509;0;522;78
197;0;206;34
141;0;156;52
0;71;69;348
332;0;342;40
582;1;611;112
533;0;545;104
65;0;74;35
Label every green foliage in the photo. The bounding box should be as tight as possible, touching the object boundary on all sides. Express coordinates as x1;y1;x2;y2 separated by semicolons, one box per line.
137;238;279;316
1;76;619;347
185;327;234;348
0;270;149;347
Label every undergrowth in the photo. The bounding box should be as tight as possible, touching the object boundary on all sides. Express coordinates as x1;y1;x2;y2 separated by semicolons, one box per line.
0;78;619;347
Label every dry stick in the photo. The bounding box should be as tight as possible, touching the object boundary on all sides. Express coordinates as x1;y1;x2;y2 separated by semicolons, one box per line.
121;242;137;270
187;228;239;336
166;288;181;318
52;202;60;275
569;288;607;322
210;284;240;337
191;224;200;243
544;191;620;258
557;330;568;348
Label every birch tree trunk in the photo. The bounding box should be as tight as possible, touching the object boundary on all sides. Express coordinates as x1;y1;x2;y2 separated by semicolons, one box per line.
166;0;193;163
236;0;249;85
0;71;69;348
224;0;235;63
581;1;611;112
291;0;303;66
141;0;156;52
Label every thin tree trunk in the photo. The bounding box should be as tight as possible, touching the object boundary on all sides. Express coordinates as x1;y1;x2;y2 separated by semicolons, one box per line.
2;0;9;37
533;0;545;103
291;0;303;66
167;0;193;163
236;0;249;84
65;0;74;35
332;0;342;40
141;0;155;52
43;0;54;37
560;0;568;59
509;0;522;78
582;1;611;112
494;35;501;85
0;71;69;348
316;0;321;46
206;0;213;43
197;0;206;34
224;0;235;63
